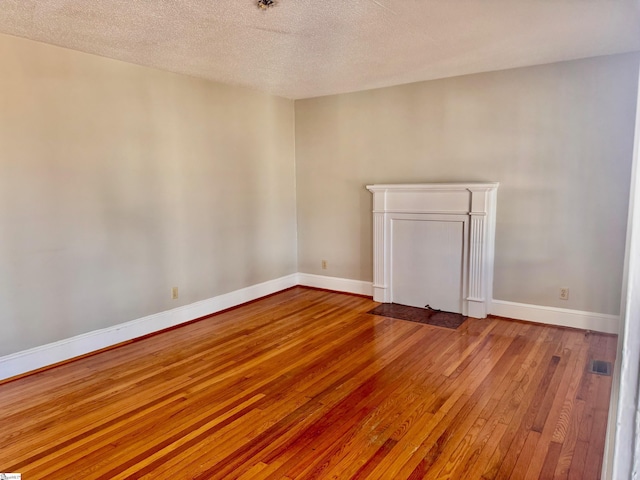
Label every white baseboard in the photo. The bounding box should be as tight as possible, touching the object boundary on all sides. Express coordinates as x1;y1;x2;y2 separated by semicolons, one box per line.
490;299;620;334
0;274;298;382
1;276;620;382
296;273;373;297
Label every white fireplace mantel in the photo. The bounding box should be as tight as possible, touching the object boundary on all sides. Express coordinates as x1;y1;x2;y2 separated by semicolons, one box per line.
366;182;499;318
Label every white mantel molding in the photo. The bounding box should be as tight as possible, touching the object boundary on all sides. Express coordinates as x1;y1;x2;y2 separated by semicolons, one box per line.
366;182;499;318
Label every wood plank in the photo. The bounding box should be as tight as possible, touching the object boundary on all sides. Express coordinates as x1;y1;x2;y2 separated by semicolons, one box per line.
554;400;586;480
0;287;617;480
537;441;562;480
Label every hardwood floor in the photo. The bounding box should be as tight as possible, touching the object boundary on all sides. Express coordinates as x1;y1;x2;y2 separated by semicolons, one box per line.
0;287;616;479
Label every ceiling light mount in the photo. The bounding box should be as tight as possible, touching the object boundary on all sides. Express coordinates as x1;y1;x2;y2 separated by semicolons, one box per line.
257;0;276;9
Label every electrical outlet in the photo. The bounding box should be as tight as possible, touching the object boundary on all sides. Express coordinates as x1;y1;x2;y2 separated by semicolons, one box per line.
172;287;179;300
559;287;569;300
321;260;327;270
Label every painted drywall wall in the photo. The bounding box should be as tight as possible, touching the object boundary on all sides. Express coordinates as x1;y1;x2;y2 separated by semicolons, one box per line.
295;53;640;315
0;34;297;356
608;62;640;480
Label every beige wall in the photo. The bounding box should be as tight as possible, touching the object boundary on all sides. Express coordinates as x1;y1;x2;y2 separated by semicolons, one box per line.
2;32;637;357
295;53;640;315
0;34;297;355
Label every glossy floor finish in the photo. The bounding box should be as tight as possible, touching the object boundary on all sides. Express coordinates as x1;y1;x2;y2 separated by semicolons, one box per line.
0;287;616;479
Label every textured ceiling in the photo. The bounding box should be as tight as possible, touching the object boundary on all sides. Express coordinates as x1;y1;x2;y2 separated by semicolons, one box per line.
0;0;639;99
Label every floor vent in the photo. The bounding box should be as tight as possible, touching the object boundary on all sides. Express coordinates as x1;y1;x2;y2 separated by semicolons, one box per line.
588;359;612;376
